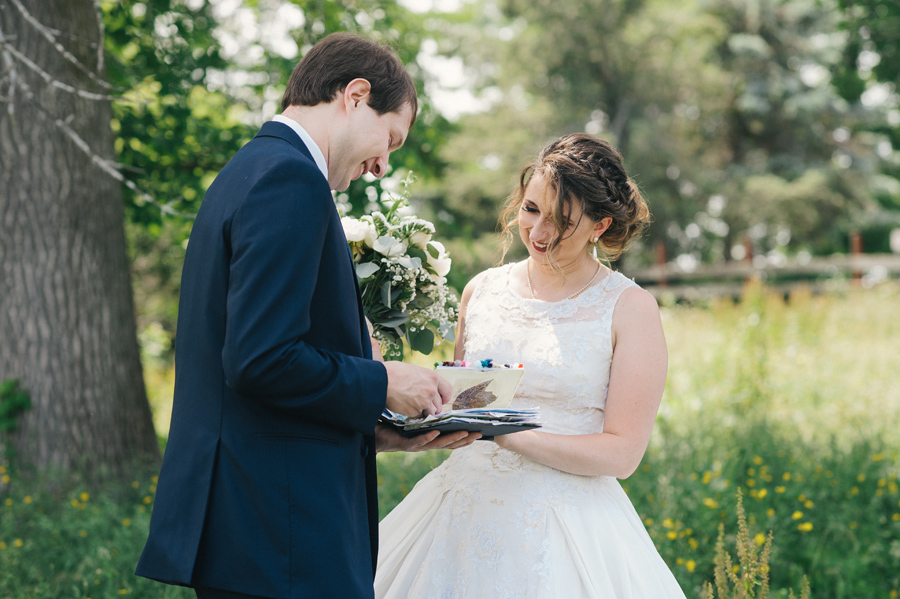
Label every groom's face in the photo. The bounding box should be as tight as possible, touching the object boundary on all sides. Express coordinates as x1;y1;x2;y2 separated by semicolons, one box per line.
329;100;414;191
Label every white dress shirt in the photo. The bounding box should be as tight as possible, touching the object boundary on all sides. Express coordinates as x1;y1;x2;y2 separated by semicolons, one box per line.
272;115;329;182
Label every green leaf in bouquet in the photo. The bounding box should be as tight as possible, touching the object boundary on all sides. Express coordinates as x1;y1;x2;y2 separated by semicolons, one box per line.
355;262;380;280
407;246;428;263
408;326;435;355
408;293;435;309
378;311;409;328
380;280;393;308
439;320;456;343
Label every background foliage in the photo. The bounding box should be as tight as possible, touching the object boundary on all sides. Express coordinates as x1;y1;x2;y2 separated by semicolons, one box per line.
2;0;898;596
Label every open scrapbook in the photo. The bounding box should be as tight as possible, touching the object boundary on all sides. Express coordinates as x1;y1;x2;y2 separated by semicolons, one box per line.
380;360;542;440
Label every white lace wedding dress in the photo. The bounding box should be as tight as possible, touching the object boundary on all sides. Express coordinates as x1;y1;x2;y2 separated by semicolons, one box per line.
375;263;686;599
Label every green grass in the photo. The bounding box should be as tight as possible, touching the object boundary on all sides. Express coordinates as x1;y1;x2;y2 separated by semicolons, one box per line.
378;280;900;598
2;280;898;598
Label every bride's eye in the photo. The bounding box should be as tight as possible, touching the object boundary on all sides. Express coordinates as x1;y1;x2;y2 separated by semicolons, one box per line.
521;204;539;214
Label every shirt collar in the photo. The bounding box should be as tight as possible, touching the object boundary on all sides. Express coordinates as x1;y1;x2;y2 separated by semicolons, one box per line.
272;115;329;182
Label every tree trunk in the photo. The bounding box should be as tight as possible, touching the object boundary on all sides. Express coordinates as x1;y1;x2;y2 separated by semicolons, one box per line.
0;0;159;472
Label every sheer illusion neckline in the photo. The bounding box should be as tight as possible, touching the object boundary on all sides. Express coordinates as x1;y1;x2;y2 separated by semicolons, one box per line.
501;262;614;305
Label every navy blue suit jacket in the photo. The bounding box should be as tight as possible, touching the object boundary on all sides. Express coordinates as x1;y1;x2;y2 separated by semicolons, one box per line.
136;122;388;598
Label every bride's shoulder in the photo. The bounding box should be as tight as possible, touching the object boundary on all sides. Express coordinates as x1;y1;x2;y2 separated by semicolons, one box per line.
460;263;515;305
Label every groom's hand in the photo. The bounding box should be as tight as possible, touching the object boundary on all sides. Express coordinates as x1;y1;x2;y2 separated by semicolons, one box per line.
375;423;481;453
383;362;453;417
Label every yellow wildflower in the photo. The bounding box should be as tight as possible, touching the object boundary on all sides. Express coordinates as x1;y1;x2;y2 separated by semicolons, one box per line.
688;538;698;550
0;542;6;550
857;473;866;482
80;492;90;502
686;559;696;572
783;472;791;481
123;519;132;527
792;511;804;520
23;496;32;504
753;456;763;465
4;498;12;507
804;500;813;509
703;498;719;509
13;539;23;547
766;508;775;517
757;488;768;499
797;522;813;532
702;471;712;485
80;530;88;538
1;475;9;484
849;521;858;529
667;531;678;540
775;486;786;493
754;533;766;546
663;518;675;529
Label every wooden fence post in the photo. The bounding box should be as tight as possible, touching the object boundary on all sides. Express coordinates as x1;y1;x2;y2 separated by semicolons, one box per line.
655;241;668;288
851;231;863;284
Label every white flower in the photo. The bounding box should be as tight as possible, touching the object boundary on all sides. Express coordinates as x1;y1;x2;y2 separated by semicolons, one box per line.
373;235;408;258
341;217;370;243
426;240;452;277
408;230;432;249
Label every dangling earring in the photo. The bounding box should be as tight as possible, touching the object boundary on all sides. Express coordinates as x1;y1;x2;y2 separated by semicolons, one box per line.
591;237;599;259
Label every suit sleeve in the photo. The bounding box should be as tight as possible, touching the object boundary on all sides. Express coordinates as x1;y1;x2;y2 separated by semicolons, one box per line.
221;157;386;435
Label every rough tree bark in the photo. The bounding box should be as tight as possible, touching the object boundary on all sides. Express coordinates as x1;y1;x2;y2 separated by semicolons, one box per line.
0;0;159;472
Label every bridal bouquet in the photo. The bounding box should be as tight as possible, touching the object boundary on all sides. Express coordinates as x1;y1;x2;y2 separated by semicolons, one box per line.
341;176;458;360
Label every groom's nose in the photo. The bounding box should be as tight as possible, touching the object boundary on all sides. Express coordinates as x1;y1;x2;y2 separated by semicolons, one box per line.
369;156;388;178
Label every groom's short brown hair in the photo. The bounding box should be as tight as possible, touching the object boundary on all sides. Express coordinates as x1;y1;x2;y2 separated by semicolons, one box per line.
281;32;418;127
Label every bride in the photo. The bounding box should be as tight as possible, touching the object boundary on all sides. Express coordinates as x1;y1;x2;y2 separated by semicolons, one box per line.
374;133;686;598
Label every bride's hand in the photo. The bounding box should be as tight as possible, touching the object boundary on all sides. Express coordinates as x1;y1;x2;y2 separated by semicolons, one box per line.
375;423;481;453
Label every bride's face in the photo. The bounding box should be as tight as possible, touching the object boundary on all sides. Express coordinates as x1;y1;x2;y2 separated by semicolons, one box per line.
518;172;600;267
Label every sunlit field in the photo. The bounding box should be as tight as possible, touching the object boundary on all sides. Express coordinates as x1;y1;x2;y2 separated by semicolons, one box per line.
379;280;900;598
1;281;897;598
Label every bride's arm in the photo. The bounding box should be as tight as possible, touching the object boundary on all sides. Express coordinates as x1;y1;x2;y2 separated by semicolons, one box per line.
494;286;668;479
452;276;480;361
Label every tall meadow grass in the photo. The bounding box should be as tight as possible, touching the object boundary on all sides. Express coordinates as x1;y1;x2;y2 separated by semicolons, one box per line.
1;280;897;598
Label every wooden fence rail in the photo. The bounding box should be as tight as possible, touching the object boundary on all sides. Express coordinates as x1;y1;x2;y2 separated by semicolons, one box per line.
622;253;900;302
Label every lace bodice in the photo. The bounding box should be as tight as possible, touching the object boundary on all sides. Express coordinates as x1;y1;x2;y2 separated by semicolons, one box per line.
463;262;635;435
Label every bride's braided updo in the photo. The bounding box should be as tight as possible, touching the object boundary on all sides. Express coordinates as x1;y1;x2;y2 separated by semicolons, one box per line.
499;133;650;264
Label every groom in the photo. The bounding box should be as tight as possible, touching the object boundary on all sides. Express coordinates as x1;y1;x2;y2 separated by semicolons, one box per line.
136;33;476;599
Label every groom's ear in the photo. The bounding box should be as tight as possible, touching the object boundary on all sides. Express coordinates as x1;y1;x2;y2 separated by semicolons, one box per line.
343;78;372;110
